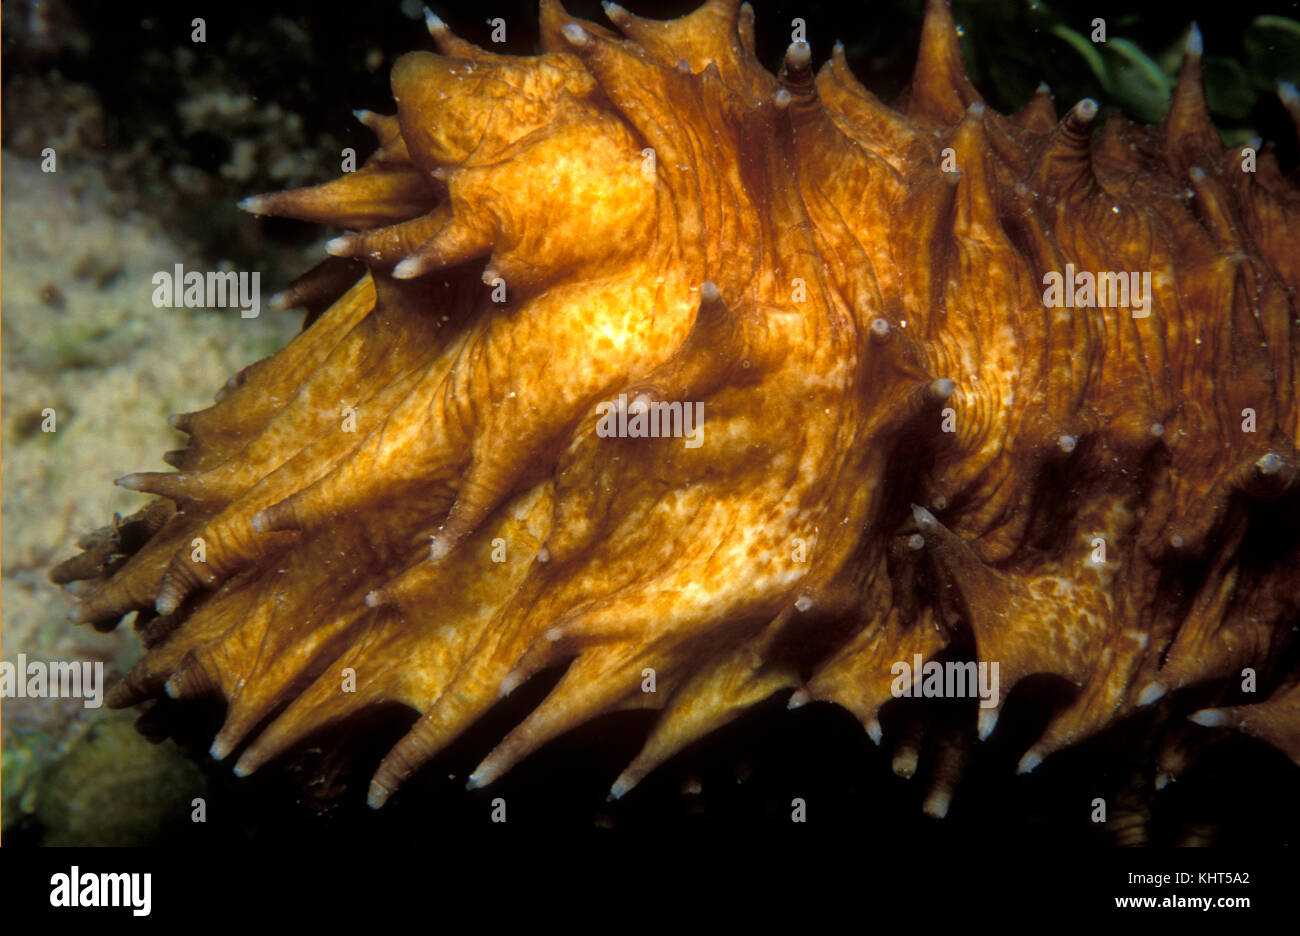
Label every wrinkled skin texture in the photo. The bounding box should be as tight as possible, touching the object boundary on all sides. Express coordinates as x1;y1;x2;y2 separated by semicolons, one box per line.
53;0;1300;818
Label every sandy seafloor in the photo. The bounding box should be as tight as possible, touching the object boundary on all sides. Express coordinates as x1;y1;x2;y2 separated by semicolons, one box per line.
1;151;300;842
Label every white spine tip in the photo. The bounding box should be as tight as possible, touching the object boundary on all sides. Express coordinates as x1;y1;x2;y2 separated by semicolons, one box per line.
561;22;590;47
364;590;384;608
267;291;291;312
1150;422;1164;437
967;101;985;117
324;236;354;257
602;2;629;25
1137;681;1166;707
114;473;141;490
923;790;952;820
794;596;813;612
366;781;390;810
977;707;999;741
773;89;792;109
907;533;926;551
785;41;811;69
1189;708;1227;728
1036;81;1051;94
1256;452;1283;476
911;503;937;529
536;545;551;563
423;7;446;34
1154;771;1170;791
237;195;268;215
1016;750;1043;774
865;719;882;745
787;690;809;710
1170;533;1185;549
607;774;634;801
699;280;721;303
250;510;270;534
1057;434;1076;453
209;738;231;761
429;536;452;562
1186;23;1203;58
1281;81;1300;106
1189;165;1207;182
832;40;845;55
498;671;523;698
869;317;891;340
392;256;422;280
155;594;179;617
1076;98;1098;120
164;677;181;699
930;377;956;399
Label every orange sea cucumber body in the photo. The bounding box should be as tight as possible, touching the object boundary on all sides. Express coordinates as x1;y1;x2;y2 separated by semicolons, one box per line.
53;0;1300;824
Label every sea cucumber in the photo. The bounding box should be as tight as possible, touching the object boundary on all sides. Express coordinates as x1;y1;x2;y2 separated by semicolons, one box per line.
51;0;1300;835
